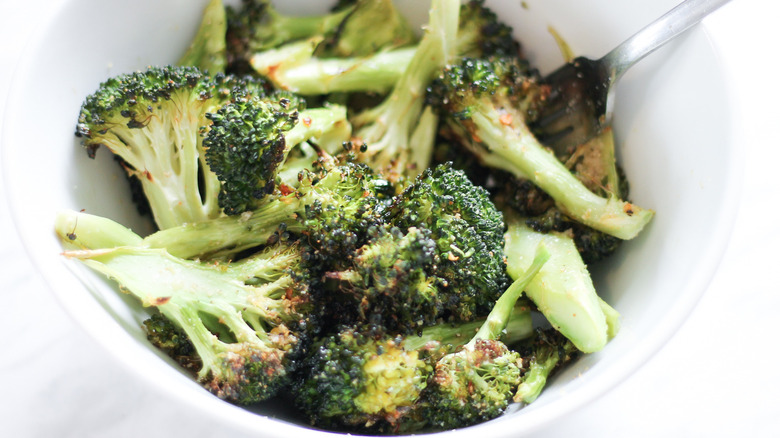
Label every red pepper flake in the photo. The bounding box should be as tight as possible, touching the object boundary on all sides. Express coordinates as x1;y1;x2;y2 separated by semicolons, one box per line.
623;203;635;216
279;183;294;196
499;113;513;126
302;116;312;127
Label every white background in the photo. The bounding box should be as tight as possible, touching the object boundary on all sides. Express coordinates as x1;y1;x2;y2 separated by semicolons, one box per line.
2;0;779;436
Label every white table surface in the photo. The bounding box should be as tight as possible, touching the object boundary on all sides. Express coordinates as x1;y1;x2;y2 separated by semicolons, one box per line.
2;0;779;436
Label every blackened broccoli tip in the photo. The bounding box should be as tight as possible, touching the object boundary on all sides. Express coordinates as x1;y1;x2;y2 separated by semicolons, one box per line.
428;57;654;240
74;243;316;405
387;163;510;321
75;65;267;230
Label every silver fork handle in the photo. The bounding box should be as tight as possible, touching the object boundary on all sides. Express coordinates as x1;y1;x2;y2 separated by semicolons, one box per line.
602;0;733;81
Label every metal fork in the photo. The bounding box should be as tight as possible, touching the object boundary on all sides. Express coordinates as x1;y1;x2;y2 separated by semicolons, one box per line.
532;0;733;156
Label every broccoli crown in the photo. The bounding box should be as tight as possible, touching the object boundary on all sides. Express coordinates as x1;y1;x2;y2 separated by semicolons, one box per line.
75;65;267;229
325;225;446;332
426;56;540;122
203;92;305;215
294;325;430;431
417;339;522;430
64;238;317;405
523;208;621;264
144;313;201;373
456;0;522;58
514;328;580;404
387;163;509;320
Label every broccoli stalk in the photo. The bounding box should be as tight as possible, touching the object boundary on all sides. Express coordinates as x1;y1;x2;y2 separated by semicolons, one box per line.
348;0;461;181
75;66;266;230
250;0;520;97
513;329;579;404
294;302;536;432
140;162;393;260
178;0;228;73
408;244;551;431
504;212;620;353
427;57;654;240
251;40;417;95
54;214;316;405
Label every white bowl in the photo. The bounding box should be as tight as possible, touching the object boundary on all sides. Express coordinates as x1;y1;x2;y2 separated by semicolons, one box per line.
1;0;741;436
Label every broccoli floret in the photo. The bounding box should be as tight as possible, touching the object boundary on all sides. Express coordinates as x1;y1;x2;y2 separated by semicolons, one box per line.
385;163;509;321
203;91;351;215
455;0;522;59
513;328;579;404
178;0;228;73
55;213;318;405
426;57;654;240
75;65;268;230
294;303;535;432
140;161;395;261
406;245;550;431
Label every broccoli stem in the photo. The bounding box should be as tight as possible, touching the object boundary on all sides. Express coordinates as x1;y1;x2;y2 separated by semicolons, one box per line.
142;199;304;259
261;7;353;52
469;244;550;346
401;304;534;352
468;100;653;240
178;0;227;73
55;210;143;250
351;0;460;177
504;215;616;353
251;43;417;95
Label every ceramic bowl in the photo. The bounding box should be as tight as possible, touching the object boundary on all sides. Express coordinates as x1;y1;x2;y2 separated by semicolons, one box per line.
1;0;741;436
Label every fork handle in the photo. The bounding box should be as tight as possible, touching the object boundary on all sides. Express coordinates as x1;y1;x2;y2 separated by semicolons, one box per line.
602;0;732;81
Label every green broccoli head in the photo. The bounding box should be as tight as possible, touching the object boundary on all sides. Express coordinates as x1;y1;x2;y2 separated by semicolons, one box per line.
294;325;430;431
203;90;351;215
387;163;509;321
75;65;268;229
419;339;523;430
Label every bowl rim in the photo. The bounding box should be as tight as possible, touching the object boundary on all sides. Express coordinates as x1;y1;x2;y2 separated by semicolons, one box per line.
1;1;744;436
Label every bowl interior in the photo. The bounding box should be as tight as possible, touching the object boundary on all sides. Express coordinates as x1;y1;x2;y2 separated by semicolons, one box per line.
1;0;740;436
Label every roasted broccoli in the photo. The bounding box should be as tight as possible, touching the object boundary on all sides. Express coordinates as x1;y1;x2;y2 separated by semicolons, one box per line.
407;245;550;431
178;0;228;73
75;65;267;230
249;0;519;98
140;161;395;260
513;328;579;404
55;211;317;405
426;57;654;239
203;91;351;215
503;211;620;353
294;301;536;432
385;163;509;321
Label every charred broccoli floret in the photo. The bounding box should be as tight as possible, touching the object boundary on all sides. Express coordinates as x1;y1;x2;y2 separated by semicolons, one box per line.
407;245;550;431
294;303;535;432
385;163;509;321
75;65;267;230
55;212;317;405
426;57;654;239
